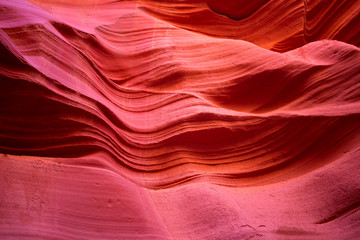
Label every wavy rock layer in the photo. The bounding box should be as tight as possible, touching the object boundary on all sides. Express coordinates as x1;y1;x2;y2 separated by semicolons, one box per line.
1;0;360;239
139;0;360;52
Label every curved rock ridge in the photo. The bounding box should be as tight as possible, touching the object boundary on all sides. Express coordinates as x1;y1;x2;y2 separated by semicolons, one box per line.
139;0;360;51
1;0;360;239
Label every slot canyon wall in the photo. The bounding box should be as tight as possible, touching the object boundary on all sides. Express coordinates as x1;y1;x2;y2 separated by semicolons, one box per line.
1;0;360;239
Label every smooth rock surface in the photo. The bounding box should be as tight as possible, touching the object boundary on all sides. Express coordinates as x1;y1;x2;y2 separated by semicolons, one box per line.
1;0;360;239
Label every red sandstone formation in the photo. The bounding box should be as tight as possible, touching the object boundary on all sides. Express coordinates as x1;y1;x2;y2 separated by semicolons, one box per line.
1;0;360;239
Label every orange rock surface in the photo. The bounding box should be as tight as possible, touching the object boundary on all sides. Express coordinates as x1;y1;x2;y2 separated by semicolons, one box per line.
1;0;360;239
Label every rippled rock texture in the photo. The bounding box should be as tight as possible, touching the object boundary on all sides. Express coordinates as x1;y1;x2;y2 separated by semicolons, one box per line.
1;0;360;239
